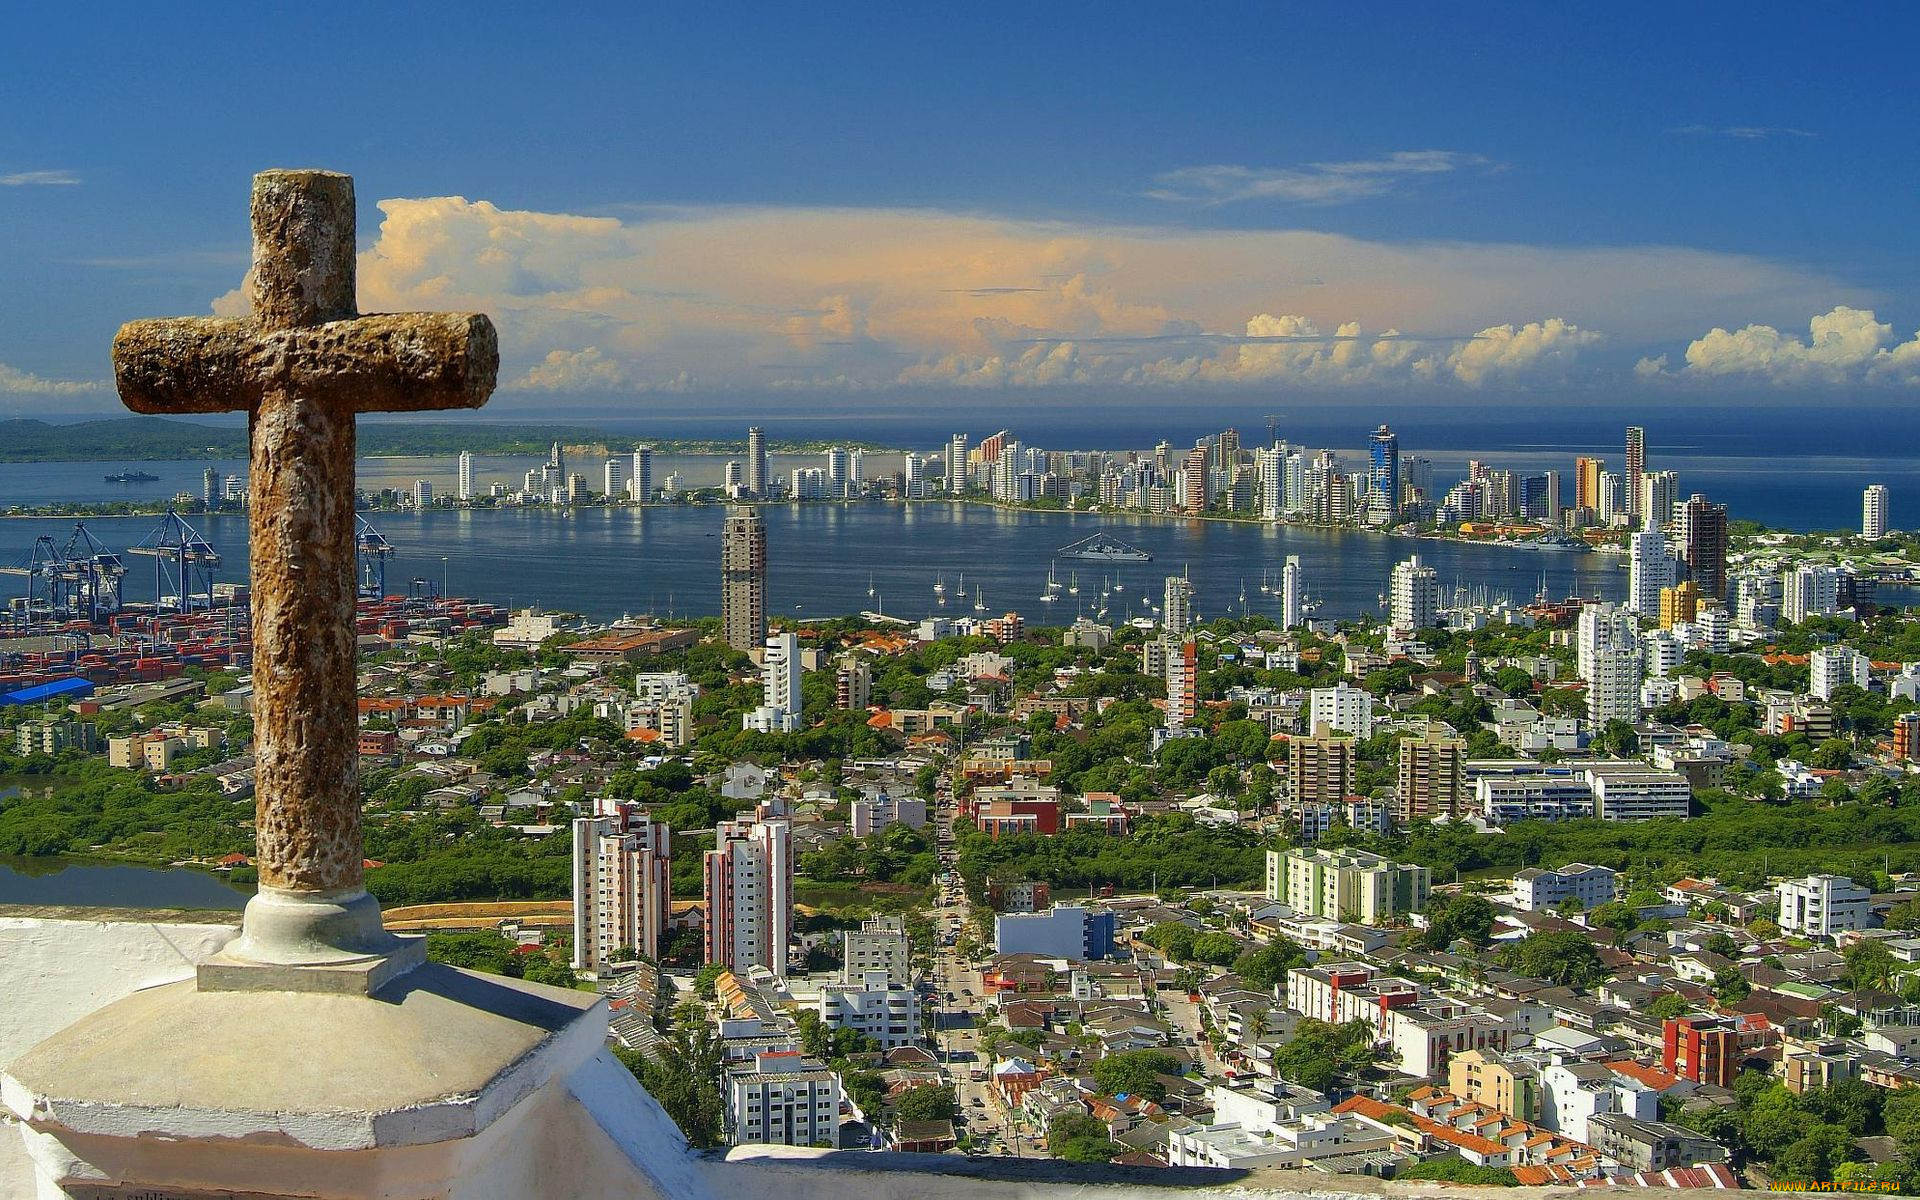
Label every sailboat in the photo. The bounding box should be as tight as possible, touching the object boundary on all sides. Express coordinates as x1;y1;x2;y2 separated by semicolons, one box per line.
934;574;947;606
974;587;987;614
1042;566;1061;602
867;572;876;598
1067;572;1079;597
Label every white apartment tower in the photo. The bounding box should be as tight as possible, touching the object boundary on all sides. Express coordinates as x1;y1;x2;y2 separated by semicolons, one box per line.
571;798;671;975
456;450;474;501
746;426;768;498
1782;564;1842;625
1281;555;1303;630
706;817;794;978
1389;554;1439;631
1577;602;1640;682
1865;484;1889;540
1628;529;1678;617
603;457;626;499
947;433;969;493
745;631;804;733
1163;574;1195;636
630;445;654;502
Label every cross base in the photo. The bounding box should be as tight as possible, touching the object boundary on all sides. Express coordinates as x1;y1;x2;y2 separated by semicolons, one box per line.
193;886;426;996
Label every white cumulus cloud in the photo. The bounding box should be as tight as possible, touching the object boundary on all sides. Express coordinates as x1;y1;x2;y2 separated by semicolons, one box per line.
1650;306;1920;384
201;194;1862;398
0;362;105;395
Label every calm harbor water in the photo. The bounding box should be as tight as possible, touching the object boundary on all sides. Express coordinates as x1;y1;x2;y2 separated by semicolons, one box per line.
0;857;249;909
0;497;1632;624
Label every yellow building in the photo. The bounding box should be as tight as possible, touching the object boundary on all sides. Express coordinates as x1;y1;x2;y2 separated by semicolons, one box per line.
1448;1048;1539;1121
1659;580;1701;629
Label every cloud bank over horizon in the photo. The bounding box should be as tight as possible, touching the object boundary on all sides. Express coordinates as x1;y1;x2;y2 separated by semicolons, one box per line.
172;194;1897;404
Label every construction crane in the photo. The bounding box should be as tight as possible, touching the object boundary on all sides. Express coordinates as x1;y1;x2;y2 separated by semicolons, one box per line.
355;515;397;600
127;509;221;615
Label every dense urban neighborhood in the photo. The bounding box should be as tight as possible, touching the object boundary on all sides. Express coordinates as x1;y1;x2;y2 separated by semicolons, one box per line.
8;507;1920;1188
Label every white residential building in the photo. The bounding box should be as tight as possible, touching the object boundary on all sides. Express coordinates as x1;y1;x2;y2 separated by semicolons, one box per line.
1584;764;1691;821
1513;863;1618;912
706;817;794;979
1164;575;1195;636
1587;643;1645;725
1280;556;1303;630
1390;554;1439;631
1865;484;1889;540
744;631;804;733
1577;603;1639;683
570;798;671;974
818;969;920;1050
841;916;911;987
1810;645;1871;700
1308;684;1376;740
1265;847;1429;925
849;794;927;837
726;1052;841;1148
1778;874;1871;940
456;450;474;500
1540;1062;1656;1146
1782;564;1843;625
1628;529;1678;618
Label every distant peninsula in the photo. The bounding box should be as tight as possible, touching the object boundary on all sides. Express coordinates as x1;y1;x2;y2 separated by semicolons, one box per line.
0;417;903;462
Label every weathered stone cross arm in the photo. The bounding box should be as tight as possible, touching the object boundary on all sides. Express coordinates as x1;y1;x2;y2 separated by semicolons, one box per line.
113;311;496;414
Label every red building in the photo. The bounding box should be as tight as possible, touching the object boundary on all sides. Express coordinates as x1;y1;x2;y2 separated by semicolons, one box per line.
1896;712;1920;762
974;797;1061;837
1663;1016;1740;1087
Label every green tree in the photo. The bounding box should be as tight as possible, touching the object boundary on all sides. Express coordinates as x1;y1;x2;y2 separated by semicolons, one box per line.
1772;1124;1865;1183
894;1084;957;1124
1190;931;1241;966
1496;931;1607;988
1232;939;1307;990
1089;1049;1180;1102
1046;1112;1115;1162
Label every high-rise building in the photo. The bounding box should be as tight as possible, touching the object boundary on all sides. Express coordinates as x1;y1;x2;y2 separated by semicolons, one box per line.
549;440;565;479
1397;727;1467;822
1288;724;1357;808
1628;529;1678;617
825;446;850;499
630;445;653;503
1625;426;1645;524
744;631;804;733
1782;564;1843;625
1677;493;1729;599
1309;683;1375;739
570;798;671;974
413;479;433;509
1810;645;1870;699
1281;556;1303;630
1390;554;1439;631
1659;581;1701;630
1164;639;1198;730
603;457;626;499
1575;456;1605;514
1180;448;1209;514
947;433;969;493
457;451;475;501
1588;644;1644;725
721;507;768;653
1368;425;1401;523
1215;428;1240;473
834;656;871;710
1257;448;1284;520
566;473;588;504
1865;484;1889;540
1639;470;1679;529
746;426;767;499
1542;469;1563;526
202;466;220;509
1163;574;1194;635
903;454;926;499
1577;602;1640;683
705;817;793;978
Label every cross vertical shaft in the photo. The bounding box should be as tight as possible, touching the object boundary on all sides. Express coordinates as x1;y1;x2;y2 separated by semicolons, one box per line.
249;172;365;895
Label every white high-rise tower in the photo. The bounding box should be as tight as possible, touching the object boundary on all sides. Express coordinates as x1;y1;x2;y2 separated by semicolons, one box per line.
1281;556;1303;630
456;450;474;501
1389;555;1438;631
1628;528;1677;617
1865;484;1889;539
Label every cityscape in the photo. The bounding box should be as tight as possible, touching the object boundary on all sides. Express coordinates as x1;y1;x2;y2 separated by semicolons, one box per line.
4;7;1920;1200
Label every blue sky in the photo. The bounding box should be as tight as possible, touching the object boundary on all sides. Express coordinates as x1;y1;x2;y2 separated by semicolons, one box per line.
3;3;1917;415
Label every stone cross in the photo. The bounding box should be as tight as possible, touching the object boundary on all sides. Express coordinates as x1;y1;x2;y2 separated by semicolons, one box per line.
113;170;496;972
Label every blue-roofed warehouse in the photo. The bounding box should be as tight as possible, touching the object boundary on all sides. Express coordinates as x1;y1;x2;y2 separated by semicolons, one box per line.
0;677;96;706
